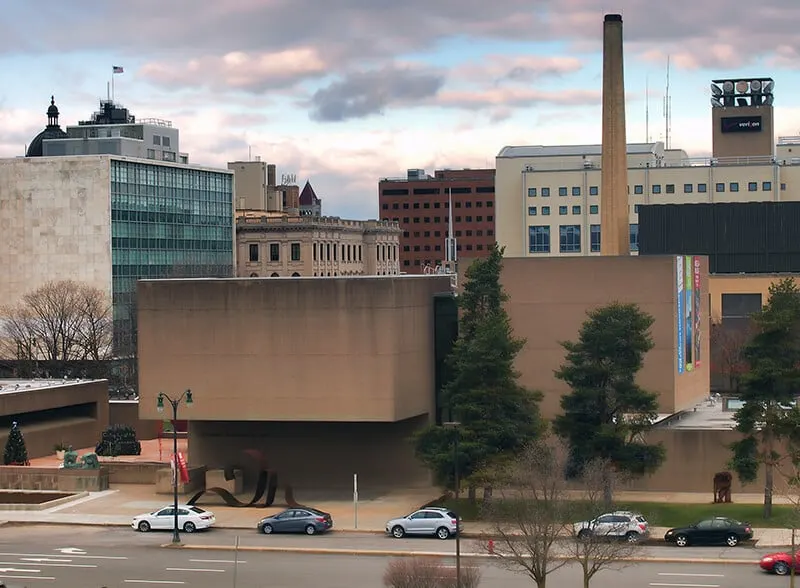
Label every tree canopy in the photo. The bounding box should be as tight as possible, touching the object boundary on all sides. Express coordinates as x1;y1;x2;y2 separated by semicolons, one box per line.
554;302;664;495
414;244;543;493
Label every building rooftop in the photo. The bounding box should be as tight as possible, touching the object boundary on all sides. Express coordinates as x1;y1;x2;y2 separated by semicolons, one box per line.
654;395;736;430
0;378;104;395
497;143;660;158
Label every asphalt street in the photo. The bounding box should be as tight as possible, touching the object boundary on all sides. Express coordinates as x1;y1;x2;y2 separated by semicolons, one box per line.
0;525;786;587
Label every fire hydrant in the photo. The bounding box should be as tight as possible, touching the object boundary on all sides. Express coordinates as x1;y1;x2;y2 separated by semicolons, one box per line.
488;539;495;554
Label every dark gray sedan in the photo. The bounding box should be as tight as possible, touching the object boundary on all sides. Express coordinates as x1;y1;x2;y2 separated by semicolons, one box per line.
257;507;333;535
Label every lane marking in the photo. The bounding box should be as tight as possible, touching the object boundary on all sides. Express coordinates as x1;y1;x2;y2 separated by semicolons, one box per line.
189;559;247;564
56;548;86;555
20;558;73;563
0;567;40;573
650;584;720;588
658;574;725;578
166;567;225;573
0;576;54;581
0;552;127;561
10;560;97;568
125;581;185;585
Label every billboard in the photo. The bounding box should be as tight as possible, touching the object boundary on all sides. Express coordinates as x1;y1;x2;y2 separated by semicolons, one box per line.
720;115;762;133
676;255;702;374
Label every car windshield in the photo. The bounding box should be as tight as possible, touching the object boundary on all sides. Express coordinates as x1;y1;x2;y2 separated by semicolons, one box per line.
189;506;206;514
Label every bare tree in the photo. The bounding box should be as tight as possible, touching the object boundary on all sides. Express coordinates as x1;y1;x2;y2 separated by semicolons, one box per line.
710;320;753;392
480;436;572;588
565;458;643;588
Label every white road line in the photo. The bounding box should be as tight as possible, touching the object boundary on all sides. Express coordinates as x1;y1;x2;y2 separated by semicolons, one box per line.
166;567;225;573
189;559;247;564
0;551;126;561
650;584;720;588
125;581;185;585
0;576;55;581
658;573;725;578
9;560;97;568
20;558;73;563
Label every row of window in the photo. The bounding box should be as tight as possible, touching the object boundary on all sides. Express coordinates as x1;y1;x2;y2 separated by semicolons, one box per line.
382;200;494;210
528;204;646;217
385;215;494;224
248;242;302;263
528;181;777;198
382;187;494;196
111;160;231;191
404;243;486;253
528;224;640;254
249;242;398;264
401;243;486;266
401;229;495;239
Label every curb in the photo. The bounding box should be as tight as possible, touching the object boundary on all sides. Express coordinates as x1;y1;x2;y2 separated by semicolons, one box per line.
158;544;761;565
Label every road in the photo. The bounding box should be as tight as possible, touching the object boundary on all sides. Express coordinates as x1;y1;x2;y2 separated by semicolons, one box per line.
0;525;785;587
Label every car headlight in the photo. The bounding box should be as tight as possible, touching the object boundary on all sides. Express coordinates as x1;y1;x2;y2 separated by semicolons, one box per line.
665;530;673;535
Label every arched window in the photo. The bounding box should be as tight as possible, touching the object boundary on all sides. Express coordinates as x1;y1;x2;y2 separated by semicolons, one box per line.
270;272;279;277
249;273;259;277
291;272;300;277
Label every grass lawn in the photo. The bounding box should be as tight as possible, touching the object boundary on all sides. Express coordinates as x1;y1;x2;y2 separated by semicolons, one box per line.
428;497;797;528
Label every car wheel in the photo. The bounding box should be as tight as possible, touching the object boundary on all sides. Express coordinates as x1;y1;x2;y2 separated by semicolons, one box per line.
675;534;689;547
183;522;196;533
262;523;273;535
725;534;738;547
625;531;640;543
391;525;405;539
436;526;450;540
305;524;317;535
577;530;591;540
137;521;151;533
774;562;790;576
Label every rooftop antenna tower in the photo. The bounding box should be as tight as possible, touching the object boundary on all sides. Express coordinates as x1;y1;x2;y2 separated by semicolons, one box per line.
663;56;672;150
646;75;650;143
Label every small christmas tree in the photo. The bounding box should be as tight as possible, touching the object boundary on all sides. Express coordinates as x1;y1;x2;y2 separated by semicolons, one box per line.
3;422;30;466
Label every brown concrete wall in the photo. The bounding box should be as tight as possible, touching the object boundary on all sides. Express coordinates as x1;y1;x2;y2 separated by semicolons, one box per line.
500;256;710;419
0;466;109;492
712;105;773;159
108;401;160;440
137;276;450;423
0;380;109;459
189;416;432;491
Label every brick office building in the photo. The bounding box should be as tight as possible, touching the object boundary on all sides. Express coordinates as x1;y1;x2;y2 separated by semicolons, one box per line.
378;168;496;273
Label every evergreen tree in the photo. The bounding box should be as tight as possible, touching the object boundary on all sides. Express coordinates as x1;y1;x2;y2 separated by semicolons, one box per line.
3;422;30;466
729;278;800;519
414;244;544;498
554;302;664;502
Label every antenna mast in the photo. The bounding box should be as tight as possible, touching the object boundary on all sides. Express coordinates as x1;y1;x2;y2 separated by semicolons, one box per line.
646;75;650;143
663;57;672;150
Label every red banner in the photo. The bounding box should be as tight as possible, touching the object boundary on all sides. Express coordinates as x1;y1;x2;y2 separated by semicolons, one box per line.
172;452;190;484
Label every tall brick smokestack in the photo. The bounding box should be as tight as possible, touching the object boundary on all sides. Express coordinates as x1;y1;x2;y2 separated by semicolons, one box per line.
600;14;630;255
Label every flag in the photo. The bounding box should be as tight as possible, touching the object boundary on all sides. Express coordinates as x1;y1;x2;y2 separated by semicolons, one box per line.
113;66;124;74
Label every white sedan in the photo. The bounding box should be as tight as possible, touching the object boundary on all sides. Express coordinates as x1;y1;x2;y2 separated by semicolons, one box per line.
132;505;216;533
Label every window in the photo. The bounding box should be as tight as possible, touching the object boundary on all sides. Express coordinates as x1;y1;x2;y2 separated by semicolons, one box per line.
763;181;772;191
146;149;156;159
475;186;493;193
381;203;389;209
541;206;551;216
248;244;259;262
291;243;301;261
559;205;568;215
384;189;409;196
558;186;568;197
476;201;483;207
590;224;601;252
630;223;639;252
423;202;430;209
782;183;787;191
589;186;599;196
748;182;758;192
434;202;441;208
486;201;493;207
589;205;599;214
652;184;662;194
424;217;431;222
541;188;550;197
633;204;641;213
634;185;643;195
572;186;581;196
464;216;471;222
730;182;739;192
392;203;399;209
571;205;581;215
666;184;675;194
559;225;581;253
698;183;708;193
402;203;409;209
269;243;280;262
528;226;550;253
413;202;420;209
684;183;693;193
403;260;410;266
402;245;410;252
455;202;462;208
402;217;409;223
465;201;472;208
153;135;161;145
715;183;725;192
528;206;537;216
528;187;537;197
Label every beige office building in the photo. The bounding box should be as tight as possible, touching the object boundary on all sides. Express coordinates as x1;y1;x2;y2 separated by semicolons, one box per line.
236;212;401;277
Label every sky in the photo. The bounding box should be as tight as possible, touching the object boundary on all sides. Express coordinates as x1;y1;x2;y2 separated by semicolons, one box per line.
1;0;800;219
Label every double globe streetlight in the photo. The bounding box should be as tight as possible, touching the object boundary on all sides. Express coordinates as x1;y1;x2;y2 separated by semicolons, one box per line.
157;389;193;544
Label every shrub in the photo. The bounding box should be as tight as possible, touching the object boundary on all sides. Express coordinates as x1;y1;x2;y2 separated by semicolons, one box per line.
95;424;141;456
383;557;481;588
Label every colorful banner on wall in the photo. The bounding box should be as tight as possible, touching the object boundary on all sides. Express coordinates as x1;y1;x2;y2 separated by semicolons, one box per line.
677;255;702;374
676;256;685;374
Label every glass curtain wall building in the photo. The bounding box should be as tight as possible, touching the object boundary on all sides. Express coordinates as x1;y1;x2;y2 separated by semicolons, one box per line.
110;158;234;353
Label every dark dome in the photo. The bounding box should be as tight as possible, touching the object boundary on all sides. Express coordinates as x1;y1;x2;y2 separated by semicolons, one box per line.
26;96;68;157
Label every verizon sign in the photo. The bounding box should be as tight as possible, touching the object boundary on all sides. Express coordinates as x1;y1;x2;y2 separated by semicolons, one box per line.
721;116;762;133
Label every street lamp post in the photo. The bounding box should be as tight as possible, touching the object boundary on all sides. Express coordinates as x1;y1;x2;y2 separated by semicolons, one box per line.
157;389;193;545
444;421;461;588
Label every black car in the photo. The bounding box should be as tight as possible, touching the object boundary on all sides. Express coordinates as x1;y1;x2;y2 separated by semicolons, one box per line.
257;507;333;535
664;517;753;547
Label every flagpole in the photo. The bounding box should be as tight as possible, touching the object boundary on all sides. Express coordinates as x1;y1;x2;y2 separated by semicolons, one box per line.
111;69;115;103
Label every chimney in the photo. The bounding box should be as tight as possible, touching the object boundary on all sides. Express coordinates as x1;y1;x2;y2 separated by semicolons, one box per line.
600;13;630;256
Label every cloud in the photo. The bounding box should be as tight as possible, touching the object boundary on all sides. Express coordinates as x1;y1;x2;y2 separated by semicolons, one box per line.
453;55;584;84
309;66;445;122
139;48;329;93
435;88;600;110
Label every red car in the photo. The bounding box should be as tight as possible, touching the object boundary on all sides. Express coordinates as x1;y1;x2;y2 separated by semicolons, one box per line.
760;551;800;575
